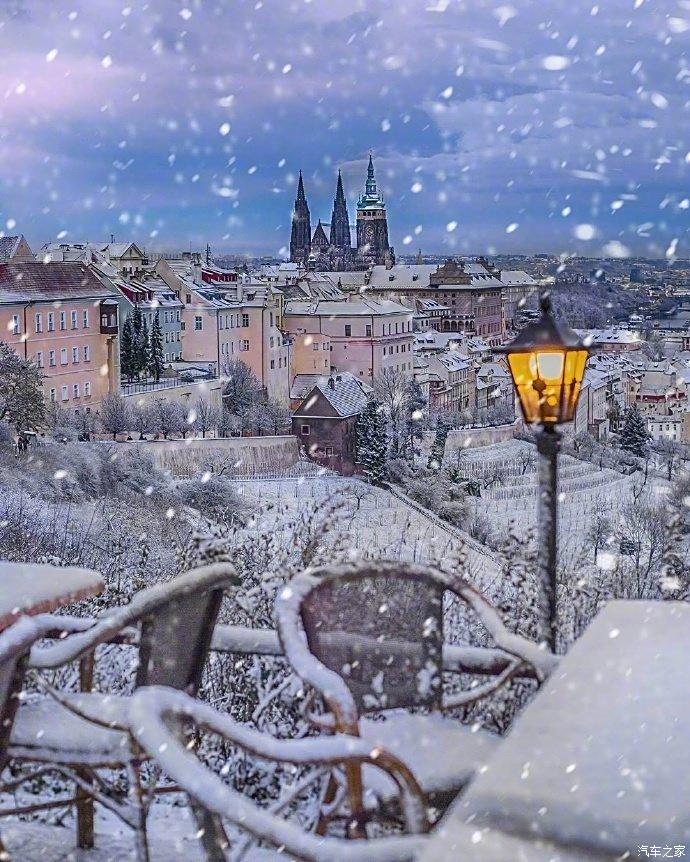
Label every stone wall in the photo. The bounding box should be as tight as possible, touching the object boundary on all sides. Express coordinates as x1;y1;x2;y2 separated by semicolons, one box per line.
120;435;299;477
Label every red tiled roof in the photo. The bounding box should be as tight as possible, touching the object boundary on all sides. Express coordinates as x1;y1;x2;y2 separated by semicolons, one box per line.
0;262;118;304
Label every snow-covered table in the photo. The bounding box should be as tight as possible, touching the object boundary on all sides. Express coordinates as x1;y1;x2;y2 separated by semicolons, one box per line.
0;562;104;631
420;601;690;861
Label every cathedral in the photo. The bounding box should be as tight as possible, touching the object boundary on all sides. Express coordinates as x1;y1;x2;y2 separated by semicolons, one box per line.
289;156;395;271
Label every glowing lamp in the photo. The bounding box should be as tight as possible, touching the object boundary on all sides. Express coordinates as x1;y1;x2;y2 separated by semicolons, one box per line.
499;294;589;426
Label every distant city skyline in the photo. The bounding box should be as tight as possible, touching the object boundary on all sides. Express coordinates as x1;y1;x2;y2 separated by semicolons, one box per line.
0;0;688;259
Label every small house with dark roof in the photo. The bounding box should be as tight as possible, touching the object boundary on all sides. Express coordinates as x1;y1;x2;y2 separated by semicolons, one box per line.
0;235;34;264
292;372;371;475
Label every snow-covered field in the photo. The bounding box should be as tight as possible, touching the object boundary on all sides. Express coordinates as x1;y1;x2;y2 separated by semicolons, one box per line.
449;439;662;560
235;474;502;588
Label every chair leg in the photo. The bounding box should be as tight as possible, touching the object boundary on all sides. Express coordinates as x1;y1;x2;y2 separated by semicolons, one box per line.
315;772;338;836
190;802;229;862
0;831;9;861
75;768;95;849
127;762;150;862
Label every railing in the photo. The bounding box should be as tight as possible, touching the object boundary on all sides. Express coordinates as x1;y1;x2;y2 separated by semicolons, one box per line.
120;375;216;396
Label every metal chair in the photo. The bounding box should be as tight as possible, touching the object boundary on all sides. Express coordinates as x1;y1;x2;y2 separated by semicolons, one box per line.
0;562;238;861
275;560;555;833
129;685;430;862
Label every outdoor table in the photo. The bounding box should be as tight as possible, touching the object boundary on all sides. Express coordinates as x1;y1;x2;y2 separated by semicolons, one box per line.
0;561;104;631
420;600;690;861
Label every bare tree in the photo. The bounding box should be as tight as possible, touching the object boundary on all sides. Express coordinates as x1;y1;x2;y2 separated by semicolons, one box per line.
131;402;155;440
652;437;682;481
222;359;263;414
373;368;409;455
194;398;218;438
99;394;129;440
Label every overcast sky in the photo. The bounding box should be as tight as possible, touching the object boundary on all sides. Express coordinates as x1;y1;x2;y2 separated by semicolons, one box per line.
0;0;688;258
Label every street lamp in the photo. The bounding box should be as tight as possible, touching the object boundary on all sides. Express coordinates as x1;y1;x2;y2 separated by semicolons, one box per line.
499;294;589;651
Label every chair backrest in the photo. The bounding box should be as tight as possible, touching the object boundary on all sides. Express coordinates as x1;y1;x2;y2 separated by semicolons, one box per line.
29;564;239;697
135;586;224;694
0;617;52;770
299;563;444;714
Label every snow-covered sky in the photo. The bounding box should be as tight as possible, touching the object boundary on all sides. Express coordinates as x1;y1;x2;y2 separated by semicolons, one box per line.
0;0;688;257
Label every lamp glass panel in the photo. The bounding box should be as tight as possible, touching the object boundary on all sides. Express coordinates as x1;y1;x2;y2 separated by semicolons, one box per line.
536;351;565;383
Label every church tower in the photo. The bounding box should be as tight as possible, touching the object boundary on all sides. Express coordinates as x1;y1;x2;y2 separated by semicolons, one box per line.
289;171;311;265
329;170;351;251
356;155;394;267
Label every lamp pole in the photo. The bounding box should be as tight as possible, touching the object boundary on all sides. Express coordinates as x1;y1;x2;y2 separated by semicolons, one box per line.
535;424;561;652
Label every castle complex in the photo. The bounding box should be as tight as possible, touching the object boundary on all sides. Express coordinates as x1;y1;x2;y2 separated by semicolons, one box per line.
289;156;395;271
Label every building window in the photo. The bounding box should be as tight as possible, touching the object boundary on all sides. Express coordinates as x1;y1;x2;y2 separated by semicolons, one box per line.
49;350;56;367
325;446;334;456
10;315;19;336
70;310;77;329
49;388;56;402
84;381;91;397
83;345;90;362
73;383;80;399
60;385;68;402
194;316;203;331
48;312;54;332
186;294;192;304
36;351;43;368
35;313;42;333
83;310;89;328
241;339;249;352
72;347;79;363
344;325;352;337
270;359;275;369
60;348;68;365
300;424;310;436
60;311;66;331
242;313;250;327
365;324;372;337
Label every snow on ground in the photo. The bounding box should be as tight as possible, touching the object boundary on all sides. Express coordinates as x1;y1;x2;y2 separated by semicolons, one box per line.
234;474;502;589
452;439;659;559
2;806;279;861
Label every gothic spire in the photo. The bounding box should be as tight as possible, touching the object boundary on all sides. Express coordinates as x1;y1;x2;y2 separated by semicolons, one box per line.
296;169;306;203
290;170;311;265
365;153;377;196
330;169;351;250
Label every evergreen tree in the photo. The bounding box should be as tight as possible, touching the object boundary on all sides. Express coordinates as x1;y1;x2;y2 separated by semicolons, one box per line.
0;342;45;432
131;306;144;379
149;312;165;382
135;316;149;380
620;404;650;458
355;399;387;484
404;379;426;460
120;315;135;381
428;416;449;471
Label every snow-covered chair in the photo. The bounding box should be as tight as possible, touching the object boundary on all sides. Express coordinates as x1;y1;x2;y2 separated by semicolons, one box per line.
0;562;238;860
129;685;430;861
275;561;555;834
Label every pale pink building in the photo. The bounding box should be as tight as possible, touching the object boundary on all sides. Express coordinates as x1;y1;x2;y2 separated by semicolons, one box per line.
283;298;414;382
0;262;120;413
158;258;290;403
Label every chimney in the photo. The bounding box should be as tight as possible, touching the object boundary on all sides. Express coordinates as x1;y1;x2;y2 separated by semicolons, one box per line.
328;375;336;390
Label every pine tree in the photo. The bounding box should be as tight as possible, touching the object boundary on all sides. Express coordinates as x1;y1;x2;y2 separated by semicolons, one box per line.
404;379;426;461
136;316;149;381
131;305;144;379
620;404;650;458
428;416;449;471
356;399;387;484
0;342;46;432
120;315;135;381
149;312;165;382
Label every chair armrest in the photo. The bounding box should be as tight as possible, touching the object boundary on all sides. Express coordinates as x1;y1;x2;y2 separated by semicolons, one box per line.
455;583;558;681
210;624;281;657
130;686;430;852
27;563;238;669
29;614;139;648
442;644;553;681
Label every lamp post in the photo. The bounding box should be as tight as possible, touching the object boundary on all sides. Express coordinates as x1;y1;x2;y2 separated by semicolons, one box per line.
499;295;589;651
